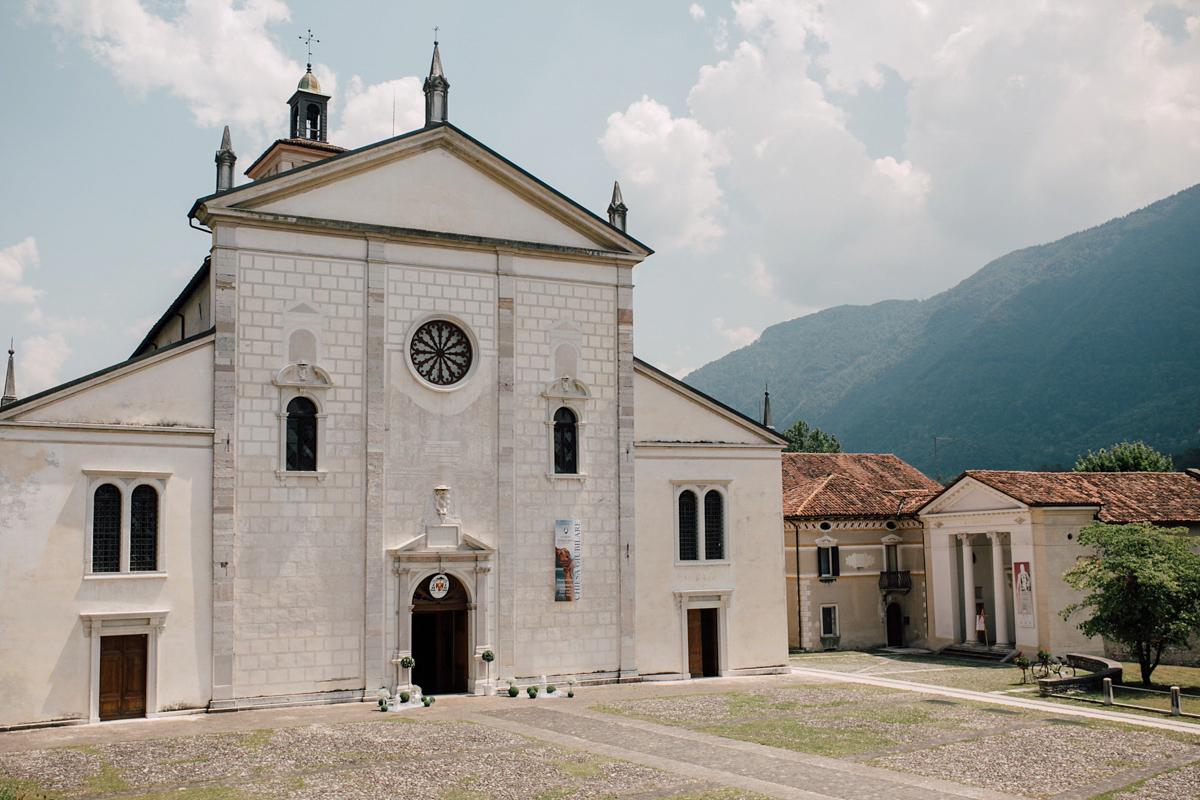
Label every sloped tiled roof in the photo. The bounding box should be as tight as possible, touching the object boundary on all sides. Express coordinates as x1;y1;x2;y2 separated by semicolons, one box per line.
950;470;1200;524
782;453;940;519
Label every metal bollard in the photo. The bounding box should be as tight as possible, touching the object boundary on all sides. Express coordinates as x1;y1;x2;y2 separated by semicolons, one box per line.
1103;677;1113;706
1171;686;1182;716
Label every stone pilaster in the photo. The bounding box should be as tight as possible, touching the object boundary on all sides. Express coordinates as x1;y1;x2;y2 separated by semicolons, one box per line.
364;239;387;691
210;224;238;703
616;281;637;677
495;252;516;670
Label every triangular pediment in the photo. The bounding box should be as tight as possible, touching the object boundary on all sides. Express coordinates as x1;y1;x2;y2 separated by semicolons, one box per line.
197;126;649;257
633;359;786;446
922;478;1026;516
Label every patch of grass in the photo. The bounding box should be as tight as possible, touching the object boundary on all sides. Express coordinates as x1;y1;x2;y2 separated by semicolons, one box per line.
554;758;609;778
534;790;574;800
0;778;58;800
439;789;488;800
667;788;776;799
725;692;797;717
232;729;273;758
859;704;931;726
791;650;1028;693
128;789;263;800
84;763;129;794
700;718;891;757
458;773;480;786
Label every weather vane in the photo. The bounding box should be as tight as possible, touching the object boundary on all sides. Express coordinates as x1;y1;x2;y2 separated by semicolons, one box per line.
433;26;439;45
300;29;319;66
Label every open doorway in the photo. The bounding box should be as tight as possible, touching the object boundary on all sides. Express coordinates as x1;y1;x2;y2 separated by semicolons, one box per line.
687;608;719;678
886;602;904;648
411;573;469;694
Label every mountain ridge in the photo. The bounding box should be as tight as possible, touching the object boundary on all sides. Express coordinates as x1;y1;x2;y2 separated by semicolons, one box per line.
684;184;1200;477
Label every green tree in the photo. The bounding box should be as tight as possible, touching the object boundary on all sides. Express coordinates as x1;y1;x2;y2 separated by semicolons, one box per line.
1072;441;1172;472
1060;521;1200;684
782;419;842;453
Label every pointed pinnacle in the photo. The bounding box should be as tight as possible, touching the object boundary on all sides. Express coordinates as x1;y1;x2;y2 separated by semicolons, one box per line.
430;42;444;78
610;181;624;208
219;125;232;152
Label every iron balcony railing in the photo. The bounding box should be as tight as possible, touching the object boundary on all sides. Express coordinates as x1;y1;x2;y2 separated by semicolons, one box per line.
878;570;912;593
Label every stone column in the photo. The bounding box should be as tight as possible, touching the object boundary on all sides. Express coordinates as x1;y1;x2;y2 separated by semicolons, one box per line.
958;533;976;644
987;533;1011;646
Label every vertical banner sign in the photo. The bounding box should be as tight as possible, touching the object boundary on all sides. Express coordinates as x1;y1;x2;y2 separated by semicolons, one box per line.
554;519;581;602
1014;561;1034;628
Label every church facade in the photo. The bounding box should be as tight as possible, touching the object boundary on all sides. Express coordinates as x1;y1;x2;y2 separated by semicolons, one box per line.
0;47;788;728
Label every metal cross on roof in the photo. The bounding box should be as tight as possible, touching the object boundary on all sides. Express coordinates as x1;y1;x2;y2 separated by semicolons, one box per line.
300;29;319;64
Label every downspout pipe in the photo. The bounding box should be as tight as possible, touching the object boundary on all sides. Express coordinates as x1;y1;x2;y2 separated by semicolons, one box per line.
788;519;803;651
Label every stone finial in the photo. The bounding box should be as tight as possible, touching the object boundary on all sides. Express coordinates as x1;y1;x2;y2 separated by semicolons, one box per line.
215;126;237;192
607;181;627;231
763;384;774;430
2;343;16;408
423;41;450;127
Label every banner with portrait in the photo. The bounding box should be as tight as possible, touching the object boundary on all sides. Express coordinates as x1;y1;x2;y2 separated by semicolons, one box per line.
1014;561;1034;628
554;519;581;602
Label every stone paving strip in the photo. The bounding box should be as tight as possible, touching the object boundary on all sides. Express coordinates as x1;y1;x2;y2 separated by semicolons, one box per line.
466;704;1022;800
790;667;1200;735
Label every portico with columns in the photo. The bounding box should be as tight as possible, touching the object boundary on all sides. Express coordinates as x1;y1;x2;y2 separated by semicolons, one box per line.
920;479;1040;653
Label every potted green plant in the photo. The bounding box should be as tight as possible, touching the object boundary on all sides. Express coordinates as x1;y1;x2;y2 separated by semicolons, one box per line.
527;685;538;698
546;684;556;695
1014;652;1031;684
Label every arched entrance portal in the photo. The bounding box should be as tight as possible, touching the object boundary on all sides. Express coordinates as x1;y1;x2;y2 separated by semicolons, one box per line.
886;602;904;648
411;573;470;694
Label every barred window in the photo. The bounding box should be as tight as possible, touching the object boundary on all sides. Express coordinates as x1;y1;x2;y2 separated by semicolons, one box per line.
130;485;158;572
286;397;318;472
704;490;725;560
553;407;578;474
92;484;121;573
678;490;699;561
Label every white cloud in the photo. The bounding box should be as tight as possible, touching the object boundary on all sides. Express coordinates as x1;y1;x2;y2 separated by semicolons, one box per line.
0;237;42;306
712;316;759;347
18;333;71;396
333;76;424;149
29;0;422;150
625;0;1200;373
600;96;729;251
30;0;306;143
690;3;706;21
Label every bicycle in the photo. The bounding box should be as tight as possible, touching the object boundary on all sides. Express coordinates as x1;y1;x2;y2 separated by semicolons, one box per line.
1032;651;1075;679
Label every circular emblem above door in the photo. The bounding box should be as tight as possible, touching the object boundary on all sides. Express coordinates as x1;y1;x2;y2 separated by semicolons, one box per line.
409;319;473;386
429;573;451;599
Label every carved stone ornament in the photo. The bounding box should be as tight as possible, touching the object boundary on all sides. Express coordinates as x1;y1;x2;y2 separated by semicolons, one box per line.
273;362;333;389
434;485;451;522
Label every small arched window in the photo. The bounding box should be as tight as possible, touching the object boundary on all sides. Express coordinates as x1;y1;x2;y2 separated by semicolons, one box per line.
286;397;318;471
306;104;321;139
92;484;121;573
130;485;158;572
704;490;725;560
553;407;578;474
678;490;699;561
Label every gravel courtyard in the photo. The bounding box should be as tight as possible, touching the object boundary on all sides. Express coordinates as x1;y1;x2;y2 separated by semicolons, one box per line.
2;672;1199;800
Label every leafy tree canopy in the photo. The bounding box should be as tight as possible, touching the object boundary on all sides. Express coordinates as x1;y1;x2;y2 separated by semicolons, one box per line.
782;419;842;453
1060;521;1200;684
1072;441;1172;473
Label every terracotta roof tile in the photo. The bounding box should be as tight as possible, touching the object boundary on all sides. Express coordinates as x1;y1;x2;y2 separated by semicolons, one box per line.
956;470;1200;524
782;453;940;519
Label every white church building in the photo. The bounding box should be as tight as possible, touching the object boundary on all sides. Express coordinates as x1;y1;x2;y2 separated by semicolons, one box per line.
0;46;788;728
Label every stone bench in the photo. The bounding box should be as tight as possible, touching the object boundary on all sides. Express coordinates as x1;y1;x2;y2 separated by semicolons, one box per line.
1037;653;1123;696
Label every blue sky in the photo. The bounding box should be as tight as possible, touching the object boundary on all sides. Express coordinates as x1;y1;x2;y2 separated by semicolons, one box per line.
4;1;1200;396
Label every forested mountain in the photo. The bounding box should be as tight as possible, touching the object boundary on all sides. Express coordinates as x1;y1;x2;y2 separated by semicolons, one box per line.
685;184;1200;478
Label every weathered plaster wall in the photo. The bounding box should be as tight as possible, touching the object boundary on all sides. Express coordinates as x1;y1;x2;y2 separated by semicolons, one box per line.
0;427;212;727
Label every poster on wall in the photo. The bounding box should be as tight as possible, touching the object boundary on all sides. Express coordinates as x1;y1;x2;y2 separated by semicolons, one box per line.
1014;561;1034;628
554;519;581;602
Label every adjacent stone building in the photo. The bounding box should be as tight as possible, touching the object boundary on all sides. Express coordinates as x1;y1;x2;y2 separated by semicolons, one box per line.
919;470;1200;657
782;453;939;652
0;46;788;728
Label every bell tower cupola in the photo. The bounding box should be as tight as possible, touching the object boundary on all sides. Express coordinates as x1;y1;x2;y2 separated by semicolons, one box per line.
289;66;329;142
